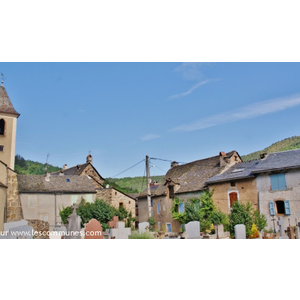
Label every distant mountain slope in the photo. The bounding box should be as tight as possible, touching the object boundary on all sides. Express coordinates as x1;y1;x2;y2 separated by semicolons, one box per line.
241;136;300;161
14;155;61;175
104;176;164;194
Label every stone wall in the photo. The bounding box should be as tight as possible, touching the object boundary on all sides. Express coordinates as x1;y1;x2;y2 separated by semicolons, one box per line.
208;178;258;214
27;219;50;239
6;168;23;222
81;164;105;188
97;188;136;217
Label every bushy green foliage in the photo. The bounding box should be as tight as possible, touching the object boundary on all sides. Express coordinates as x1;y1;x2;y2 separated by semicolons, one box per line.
59;199;135;231
147;217;156;231
104;176;164;194
14;154;61;175
171;190;229;233
228;201;267;238
242;135;300;161
129;231;154;239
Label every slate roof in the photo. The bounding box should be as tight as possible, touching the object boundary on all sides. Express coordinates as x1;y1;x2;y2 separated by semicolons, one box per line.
17;175;97;193
0;85;20;117
51;162;105;181
140;151;236;197
207;149;300;184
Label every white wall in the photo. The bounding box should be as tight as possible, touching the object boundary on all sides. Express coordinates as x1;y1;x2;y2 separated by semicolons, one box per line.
257;169;300;231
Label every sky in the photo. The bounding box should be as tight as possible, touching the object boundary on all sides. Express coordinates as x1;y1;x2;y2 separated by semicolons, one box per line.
1;62;300;178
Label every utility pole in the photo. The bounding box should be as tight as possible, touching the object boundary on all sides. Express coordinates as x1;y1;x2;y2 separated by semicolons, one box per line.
146;155;152;218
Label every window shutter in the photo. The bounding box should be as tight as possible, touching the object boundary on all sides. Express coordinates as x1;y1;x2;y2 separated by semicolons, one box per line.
277;174;287;190
284;200;291;215
269;201;275;216
270;175;279;190
157;203;161;214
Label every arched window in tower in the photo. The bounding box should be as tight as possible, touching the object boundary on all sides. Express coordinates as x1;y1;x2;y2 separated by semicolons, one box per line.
0;119;4;135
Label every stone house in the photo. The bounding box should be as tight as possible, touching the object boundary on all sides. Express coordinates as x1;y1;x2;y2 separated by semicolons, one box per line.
137;151;241;233
18;174;97;230
52;156;136;218
0;83;21;231
207;149;300;232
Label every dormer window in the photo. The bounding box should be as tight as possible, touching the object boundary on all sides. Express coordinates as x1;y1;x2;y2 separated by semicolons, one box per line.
168;185;175;198
0;119;4;135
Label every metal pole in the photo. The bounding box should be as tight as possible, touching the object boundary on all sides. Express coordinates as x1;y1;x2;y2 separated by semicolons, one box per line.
146;155;151;218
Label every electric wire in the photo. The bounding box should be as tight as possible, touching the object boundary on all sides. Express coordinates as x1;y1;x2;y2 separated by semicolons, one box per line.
150;157;186;164
111;159;145;178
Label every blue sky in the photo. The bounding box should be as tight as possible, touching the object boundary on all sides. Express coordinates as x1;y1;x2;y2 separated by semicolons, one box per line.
1;62;300;178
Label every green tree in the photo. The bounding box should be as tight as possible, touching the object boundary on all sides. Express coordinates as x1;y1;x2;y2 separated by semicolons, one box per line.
59;199;135;231
171;190;229;233
228;201;267;238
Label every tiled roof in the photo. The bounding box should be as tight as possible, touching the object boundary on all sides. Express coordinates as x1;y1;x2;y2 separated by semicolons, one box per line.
0;85;20;117
142;151;236;197
51;163;90;176
17;175;97;193
207;149;300;184
206;160;258;184
251;149;300;173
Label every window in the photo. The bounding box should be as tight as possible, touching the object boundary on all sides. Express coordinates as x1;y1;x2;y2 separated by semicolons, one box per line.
86;194;93;203
168;185;174;198
28;195;37;207
0;119;4;135
229;192;238;207
71;195;78;205
270;173;286;191
150;198;153;207
194;201;200;211
119;202;124;208
178;202;185;213
276;201;285;214
166;223;172;232
157;203;161;214
0;145;3;152
158;222;161;230
269;200;291;215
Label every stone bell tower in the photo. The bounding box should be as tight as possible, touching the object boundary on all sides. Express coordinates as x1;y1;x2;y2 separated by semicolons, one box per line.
0;80;20;170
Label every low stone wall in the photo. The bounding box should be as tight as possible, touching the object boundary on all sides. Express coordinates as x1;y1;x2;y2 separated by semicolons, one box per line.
27;219;50;239
6;169;23;222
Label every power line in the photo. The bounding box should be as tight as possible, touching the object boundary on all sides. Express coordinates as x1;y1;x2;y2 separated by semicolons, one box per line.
150;157;186;164
111;159;145;178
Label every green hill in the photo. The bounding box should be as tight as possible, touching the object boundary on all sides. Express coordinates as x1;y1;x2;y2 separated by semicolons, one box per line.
104;176;164;194
241;136;300;161
14;154;61;175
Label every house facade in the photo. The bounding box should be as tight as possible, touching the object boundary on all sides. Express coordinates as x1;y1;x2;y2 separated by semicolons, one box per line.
18;174;97;230
137;151;242;233
207;149;300;232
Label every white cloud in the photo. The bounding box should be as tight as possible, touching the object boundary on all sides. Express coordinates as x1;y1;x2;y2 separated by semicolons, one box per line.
168;79;212;100
171;94;300;132
174;62;211;81
140;134;161;141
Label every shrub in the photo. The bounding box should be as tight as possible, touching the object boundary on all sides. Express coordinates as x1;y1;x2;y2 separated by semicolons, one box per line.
129;231;154;239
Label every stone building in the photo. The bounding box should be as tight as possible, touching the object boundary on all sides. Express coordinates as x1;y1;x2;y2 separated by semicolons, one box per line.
52;156;136;218
207;149;300;232
0;82;21;230
18;174;97;230
137;151;241;233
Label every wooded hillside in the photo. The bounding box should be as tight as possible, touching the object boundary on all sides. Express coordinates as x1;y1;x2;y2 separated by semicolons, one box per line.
241;136;300;161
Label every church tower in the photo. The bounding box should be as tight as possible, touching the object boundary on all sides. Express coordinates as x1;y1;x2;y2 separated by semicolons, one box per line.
0;80;20;170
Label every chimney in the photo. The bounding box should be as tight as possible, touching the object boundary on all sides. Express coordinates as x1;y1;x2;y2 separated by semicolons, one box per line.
62;164;68;170
171;161;179;168
219;152;229;167
86;154;93;164
260;153;268;159
45;172;51;182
